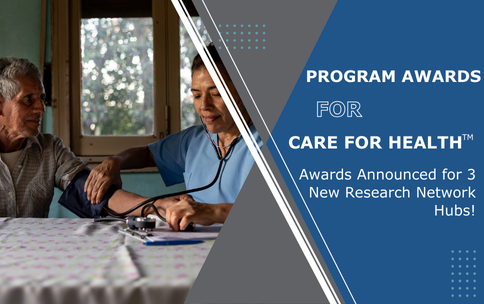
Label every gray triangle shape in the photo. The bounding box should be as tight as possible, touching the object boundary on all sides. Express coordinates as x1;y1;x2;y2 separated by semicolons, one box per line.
186;156;329;303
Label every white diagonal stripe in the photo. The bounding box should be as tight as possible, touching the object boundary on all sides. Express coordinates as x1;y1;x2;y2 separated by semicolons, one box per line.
173;1;352;303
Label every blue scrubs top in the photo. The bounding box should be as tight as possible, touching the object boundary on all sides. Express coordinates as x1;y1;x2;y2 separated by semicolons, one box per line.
148;124;262;204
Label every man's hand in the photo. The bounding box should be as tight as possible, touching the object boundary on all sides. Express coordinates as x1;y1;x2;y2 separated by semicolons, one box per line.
85;157;122;204
165;198;232;231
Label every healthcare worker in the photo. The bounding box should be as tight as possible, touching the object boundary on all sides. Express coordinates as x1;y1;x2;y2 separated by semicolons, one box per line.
84;43;262;231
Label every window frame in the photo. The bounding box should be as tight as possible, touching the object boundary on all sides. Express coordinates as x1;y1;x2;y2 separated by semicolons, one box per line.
51;0;181;165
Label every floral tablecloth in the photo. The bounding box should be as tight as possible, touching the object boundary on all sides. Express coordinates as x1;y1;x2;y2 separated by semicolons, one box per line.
0;218;214;304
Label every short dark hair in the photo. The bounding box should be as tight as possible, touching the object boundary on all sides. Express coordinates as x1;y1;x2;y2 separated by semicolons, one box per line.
191;43;229;80
0;57;42;102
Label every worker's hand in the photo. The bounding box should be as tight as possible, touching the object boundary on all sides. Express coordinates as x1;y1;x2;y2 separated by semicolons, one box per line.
152;195;193;218
165;198;232;231
85;157;123;204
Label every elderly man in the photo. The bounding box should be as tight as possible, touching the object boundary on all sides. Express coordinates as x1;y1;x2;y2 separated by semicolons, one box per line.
0;57;177;219
0;57;90;217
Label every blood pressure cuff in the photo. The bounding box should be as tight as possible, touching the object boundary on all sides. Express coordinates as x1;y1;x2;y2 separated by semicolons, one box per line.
58;170;120;218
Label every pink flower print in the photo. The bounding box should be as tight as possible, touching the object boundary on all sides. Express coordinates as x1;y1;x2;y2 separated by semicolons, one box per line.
126;272;138;278
75;263;90;270
175;263;186;269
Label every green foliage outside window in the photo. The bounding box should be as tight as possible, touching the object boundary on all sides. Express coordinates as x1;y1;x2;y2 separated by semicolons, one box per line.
81;17;211;135
180;18;211;130
81;18;154;136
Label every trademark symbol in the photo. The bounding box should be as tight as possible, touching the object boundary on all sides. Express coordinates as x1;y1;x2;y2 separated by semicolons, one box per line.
462;134;474;141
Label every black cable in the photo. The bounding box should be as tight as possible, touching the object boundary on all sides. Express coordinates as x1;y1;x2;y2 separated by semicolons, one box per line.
141;203;166;220
103;135;239;219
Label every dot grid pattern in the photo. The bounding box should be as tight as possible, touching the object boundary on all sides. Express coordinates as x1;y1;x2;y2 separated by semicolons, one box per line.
217;24;266;50
451;250;477;298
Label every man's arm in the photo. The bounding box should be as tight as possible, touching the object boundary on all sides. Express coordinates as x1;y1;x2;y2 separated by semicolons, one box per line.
104;189;184;217
58;170;114;218
85;146;156;204
61;169;231;228
106;189;231;231
52;134;90;191
59;170;188;219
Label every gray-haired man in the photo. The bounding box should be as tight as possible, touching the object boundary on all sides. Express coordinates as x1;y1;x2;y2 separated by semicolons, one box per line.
0;57;90;217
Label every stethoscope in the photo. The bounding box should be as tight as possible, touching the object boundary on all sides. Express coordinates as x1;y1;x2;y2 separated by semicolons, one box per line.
97;117;241;228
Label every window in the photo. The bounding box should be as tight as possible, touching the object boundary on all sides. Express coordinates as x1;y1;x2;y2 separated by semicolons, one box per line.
80;17;155;137
52;0;181;164
180;17;210;129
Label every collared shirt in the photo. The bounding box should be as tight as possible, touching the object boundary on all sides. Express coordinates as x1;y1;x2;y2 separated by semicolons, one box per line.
0;133;88;217
148;124;262;204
